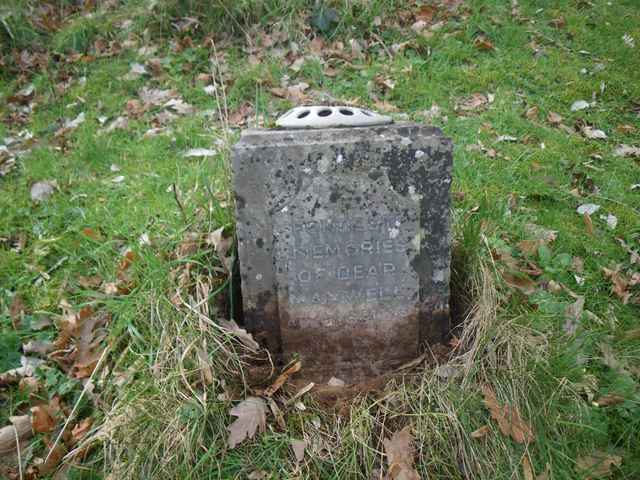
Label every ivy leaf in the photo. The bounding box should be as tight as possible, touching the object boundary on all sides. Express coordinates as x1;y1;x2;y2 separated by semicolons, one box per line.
310;5;339;33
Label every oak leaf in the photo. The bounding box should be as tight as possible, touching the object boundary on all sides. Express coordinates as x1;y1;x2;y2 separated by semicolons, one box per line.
481;385;534;444
383;426;420;480
227;397;267;449
576;451;622;479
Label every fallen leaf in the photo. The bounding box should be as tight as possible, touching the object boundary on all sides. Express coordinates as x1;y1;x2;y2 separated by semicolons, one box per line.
577;203;600;215
600;213;617;230
571;100;590;112
183;148;217;158
31;404;56;433
263;361;301;397
82;227;103;241
70;417;93;445
327;376;345;387
63;112;86;130
581;126;607;140
613;144;640;158
458;93;490;112
291;438;307;463
482;384;534;444
593;394;624;407
474;36;495;51
206;226;234;273
501;271;537;295
218;318;259;351
384;426;420;480
471;425;490;439
564;296;584;335
99;116;128;134
123;62;147;80
602;267;631;303
164;97;195;115
23;340;54;356
9;294;26;329
197;348;214;385
227;397;267;449
139;87;177;106
523;455;535;480
576;451;622;479
30;180;57;202
547;111;562;124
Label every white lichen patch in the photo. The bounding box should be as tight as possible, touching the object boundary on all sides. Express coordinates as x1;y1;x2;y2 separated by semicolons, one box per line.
303;167;312;174
414;149;425;159
317;155;331;173
388;227;400;239
255;273;263;281
432;269;445;282
336;153;344;164
408;185;423;202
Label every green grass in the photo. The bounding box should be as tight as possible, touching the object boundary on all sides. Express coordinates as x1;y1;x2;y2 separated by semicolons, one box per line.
1;0;639;478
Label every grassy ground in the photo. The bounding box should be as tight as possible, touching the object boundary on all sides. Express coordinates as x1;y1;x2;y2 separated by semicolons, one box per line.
1;0;639;478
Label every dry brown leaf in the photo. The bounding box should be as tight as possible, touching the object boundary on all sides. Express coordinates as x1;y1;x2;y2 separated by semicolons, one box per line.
206;226;234;273
228;103;254;127
583;212;594;236
593;394;624;407
139;87;177;106
576;451;622;479
31;404;56;433
613;144;640;158
70;417;93;446
474;36;495;51
602;267;631;304
227;397;267;449
471;425;490;439
9;294;26;329
262;361;301;397
523;455;535;480
219;318;259;350
458;93;489;112
581;125;607;140
197;348;214;385
518;239;543;256
525;106;539;121
501;271;537;295
291;438;307;463
383;426;420;480
482;384;534;444
563;296;584;335
547;111;562;125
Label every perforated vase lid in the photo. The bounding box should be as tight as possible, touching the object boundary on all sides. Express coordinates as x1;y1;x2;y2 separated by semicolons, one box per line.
276;105;393;129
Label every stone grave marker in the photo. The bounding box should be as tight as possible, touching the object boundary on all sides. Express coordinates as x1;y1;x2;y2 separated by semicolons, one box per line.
232;107;453;380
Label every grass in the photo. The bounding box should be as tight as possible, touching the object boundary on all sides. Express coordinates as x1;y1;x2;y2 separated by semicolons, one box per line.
1;0;639;478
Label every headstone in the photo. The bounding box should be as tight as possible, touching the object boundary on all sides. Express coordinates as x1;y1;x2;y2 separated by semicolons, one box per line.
232;122;452;380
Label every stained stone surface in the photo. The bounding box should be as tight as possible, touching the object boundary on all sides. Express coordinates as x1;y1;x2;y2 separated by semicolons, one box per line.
232;123;453;380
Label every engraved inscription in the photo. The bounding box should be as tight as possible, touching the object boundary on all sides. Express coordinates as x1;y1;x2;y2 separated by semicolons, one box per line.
273;174;420;308
281;214;417;305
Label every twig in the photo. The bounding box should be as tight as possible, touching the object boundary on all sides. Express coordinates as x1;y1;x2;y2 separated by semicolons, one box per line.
172;183;187;222
14;425;23;480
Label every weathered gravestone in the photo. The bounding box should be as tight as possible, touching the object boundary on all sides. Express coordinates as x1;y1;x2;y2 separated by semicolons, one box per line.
232;107;452;380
